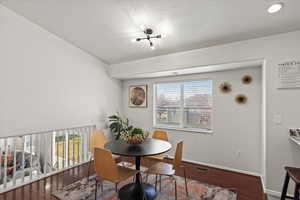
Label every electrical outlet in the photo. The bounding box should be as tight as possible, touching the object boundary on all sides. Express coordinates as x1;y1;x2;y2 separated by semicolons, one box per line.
236;150;241;158
274;114;282;125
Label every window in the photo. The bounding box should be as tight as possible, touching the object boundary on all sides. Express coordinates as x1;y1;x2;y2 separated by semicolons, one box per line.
154;80;213;132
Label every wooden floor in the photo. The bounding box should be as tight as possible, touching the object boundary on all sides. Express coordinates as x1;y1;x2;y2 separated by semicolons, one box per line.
0;158;266;200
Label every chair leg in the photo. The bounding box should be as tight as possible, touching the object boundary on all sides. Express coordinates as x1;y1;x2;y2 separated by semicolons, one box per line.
155;174;158;191
145;174;149;183
294;184;300;200
174;178;177;200
140;173;143;183
115;183;118;193
281;173;290;200
95;179;98;200
87;157;93;184
183;167;189;197
159;175;162;192
100;180;104;192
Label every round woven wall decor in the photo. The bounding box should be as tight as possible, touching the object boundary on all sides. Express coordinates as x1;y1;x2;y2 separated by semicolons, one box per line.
219;82;232;93
242;75;253;84
235;94;247;104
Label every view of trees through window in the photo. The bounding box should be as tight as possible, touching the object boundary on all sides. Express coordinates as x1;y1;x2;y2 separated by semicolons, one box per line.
154;80;213;131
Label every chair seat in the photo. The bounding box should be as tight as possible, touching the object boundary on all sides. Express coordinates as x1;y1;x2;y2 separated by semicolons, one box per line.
148;154;167;161
112;154;120;159
146;162;175;176
285;167;300;184
116;166;139;183
92;154;119;160
96;166;139;183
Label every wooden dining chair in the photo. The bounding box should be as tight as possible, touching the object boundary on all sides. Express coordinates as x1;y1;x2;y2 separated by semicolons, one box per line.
280;166;300;200
94;147;139;199
145;141;188;199
148;130;169;161
142;130;169;182
87;130;120;180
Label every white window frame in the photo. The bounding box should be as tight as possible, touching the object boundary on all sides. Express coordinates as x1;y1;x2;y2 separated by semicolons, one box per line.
153;79;213;134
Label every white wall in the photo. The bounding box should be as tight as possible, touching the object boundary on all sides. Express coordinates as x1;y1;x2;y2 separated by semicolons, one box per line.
0;4;122;137
123;67;262;174
110;31;300;195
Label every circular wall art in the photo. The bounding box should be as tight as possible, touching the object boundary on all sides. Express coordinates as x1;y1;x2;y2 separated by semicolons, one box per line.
242;75;253;84
235;94;248;104
219;82;232;93
129;85;147;108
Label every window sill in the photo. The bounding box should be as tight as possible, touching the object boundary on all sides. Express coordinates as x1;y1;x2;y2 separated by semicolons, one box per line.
153;126;213;134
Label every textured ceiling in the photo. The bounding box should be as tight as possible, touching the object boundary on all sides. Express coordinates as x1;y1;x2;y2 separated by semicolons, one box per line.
1;0;300;64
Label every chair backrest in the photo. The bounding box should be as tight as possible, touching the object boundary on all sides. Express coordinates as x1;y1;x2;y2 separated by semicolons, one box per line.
90;130;108;154
152;130;168;141
173;141;183;171
94;147;119;182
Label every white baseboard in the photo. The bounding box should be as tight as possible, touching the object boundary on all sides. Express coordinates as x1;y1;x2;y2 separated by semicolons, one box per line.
168;156;290;199
265;189;281;198
265;189;292;199
265;189;281;197
170;156;262;177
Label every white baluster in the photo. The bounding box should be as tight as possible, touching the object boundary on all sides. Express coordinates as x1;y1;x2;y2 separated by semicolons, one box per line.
3;139;8;189
65;130;69;168
0;146;2;188
80;128;84;163
87;127;91;155
61;131;64;169
71;130;75;165
21;136;25;183
55;132;59;170
42;133;47;175
50;132;56;172
13;138;17;186
29;134;33;180
37;134;41;178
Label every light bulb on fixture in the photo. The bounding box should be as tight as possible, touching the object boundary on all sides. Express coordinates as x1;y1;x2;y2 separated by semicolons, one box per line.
268;3;283;13
161;33;167;38
140;24;146;31
150;42;155;50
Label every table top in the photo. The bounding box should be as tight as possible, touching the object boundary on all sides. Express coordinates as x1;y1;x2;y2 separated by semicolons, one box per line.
104;138;172;157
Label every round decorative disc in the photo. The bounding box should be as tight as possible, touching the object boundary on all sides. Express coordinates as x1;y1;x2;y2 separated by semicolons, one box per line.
242;75;253;84
219;82;232;93
235;94;248;104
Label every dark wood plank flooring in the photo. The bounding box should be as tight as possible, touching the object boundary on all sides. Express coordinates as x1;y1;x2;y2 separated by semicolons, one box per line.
0;158;266;200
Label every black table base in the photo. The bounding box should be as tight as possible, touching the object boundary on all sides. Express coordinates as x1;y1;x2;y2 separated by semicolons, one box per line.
118;183;157;200
105;140;172;200
118;156;157;200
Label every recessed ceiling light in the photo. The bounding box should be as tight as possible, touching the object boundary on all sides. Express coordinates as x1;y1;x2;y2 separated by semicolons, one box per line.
161;33;167;38
268;3;283;14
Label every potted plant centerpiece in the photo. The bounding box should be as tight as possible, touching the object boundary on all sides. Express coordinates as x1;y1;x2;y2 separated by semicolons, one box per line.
120;128;149;144
108;114;149;144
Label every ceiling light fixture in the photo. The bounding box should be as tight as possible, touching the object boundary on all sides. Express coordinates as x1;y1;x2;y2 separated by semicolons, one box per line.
131;26;165;49
268;3;283;13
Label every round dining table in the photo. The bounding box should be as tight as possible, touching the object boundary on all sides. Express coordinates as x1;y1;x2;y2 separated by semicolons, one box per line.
105;138;172;200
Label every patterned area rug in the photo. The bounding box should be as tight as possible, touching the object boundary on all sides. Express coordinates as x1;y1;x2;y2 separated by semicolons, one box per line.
52;163;237;200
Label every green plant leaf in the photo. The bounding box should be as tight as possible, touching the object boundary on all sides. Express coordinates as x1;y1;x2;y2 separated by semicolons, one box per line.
108;115;118;119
